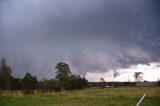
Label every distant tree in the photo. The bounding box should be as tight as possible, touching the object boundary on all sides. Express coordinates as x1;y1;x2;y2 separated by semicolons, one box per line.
77;75;88;88
99;78;106;88
21;72;38;90
67;75;88;90
11;77;21;90
157;81;160;86
157;78;160;86
133;72;144;82
0;58;12;90
38;79;60;92
55;62;71;91
38;74;88;91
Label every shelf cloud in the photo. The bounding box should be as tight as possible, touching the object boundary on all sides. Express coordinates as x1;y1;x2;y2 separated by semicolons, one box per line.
0;0;160;80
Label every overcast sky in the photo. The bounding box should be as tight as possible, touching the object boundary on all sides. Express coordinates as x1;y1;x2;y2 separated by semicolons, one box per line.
0;0;160;81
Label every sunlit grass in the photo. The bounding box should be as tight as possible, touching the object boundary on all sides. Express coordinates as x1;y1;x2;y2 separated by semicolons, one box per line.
0;87;160;106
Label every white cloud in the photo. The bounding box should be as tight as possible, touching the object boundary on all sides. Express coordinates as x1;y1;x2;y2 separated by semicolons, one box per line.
86;62;160;82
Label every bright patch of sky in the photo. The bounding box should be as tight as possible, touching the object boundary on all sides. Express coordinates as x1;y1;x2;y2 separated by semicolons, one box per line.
86;62;160;82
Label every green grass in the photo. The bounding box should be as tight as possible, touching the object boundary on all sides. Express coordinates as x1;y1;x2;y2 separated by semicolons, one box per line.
0;87;160;106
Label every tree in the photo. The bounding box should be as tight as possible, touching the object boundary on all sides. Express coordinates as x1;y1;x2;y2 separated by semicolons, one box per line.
133;72;144;82
21;72;38;90
55;62;71;91
0;58;12;90
99;78;106;88
11;77;21;90
157;77;160;86
38;79;60;92
157;80;160;86
65;75;88;90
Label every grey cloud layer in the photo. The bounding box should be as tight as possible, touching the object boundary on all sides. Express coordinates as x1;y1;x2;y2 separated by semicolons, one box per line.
0;0;160;79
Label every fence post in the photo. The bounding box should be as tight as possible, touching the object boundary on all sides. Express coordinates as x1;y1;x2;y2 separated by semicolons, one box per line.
136;94;146;106
34;90;37;94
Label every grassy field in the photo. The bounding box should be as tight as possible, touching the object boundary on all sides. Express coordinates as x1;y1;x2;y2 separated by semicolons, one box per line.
0;87;160;106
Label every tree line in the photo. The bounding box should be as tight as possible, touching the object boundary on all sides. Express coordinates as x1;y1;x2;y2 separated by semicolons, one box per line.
0;58;88;91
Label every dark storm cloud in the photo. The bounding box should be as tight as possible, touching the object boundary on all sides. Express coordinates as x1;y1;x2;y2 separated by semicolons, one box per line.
0;0;160;79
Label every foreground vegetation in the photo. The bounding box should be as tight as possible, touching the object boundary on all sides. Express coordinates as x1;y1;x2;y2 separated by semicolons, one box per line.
0;87;160;106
